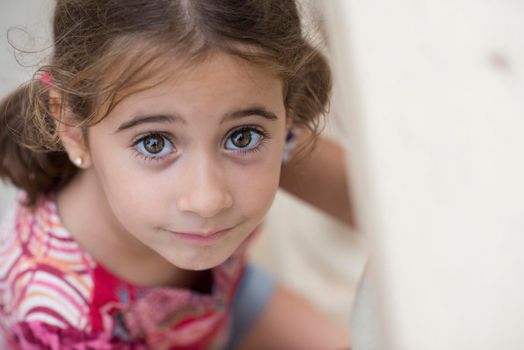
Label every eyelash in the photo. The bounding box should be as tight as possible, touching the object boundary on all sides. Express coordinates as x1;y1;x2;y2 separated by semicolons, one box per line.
131;132;176;163
130;126;269;163
224;126;269;156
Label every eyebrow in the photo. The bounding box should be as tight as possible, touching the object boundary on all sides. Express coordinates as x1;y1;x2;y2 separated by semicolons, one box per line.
115;106;278;133
224;107;278;123
116;114;181;133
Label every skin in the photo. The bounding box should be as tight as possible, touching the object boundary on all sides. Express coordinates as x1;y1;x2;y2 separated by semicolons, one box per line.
58;51;288;283
238;287;350;349
279;129;357;229
56;51;349;347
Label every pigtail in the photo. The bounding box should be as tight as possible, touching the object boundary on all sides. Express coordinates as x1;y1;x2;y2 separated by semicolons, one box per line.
0;80;77;207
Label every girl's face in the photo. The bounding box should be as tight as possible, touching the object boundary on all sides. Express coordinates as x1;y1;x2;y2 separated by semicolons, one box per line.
84;52;288;270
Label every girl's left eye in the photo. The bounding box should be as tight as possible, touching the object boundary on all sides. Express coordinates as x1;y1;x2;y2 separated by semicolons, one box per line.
224;128;265;152
134;133;174;160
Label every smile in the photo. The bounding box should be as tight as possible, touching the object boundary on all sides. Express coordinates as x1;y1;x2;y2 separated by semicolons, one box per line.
164;227;235;243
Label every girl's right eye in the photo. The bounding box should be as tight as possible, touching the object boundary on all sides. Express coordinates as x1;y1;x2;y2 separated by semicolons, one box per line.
133;133;175;161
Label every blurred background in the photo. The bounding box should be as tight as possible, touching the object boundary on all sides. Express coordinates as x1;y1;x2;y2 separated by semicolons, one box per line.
319;0;524;349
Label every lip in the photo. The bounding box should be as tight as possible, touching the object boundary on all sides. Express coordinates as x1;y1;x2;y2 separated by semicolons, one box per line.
165;226;235;243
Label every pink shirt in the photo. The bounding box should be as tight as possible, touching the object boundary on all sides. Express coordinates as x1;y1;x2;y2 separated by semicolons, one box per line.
0;195;246;349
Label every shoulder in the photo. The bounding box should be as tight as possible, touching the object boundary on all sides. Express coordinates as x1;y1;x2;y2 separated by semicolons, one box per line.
0;196;95;331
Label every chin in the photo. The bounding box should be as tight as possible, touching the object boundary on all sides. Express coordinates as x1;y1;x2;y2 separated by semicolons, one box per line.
169;253;231;271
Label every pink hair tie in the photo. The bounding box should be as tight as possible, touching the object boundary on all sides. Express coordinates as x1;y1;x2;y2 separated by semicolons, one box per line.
40;71;53;87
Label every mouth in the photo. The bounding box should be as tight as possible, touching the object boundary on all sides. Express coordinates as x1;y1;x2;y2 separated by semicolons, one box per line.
164;226;235;243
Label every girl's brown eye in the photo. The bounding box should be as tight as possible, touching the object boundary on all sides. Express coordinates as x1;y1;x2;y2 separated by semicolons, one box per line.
225;128;264;152
231;130;252;148
143;134;165;154
134;133;174;160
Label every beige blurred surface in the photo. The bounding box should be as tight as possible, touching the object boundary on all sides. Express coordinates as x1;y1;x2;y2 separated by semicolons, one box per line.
249;189;367;325
321;0;524;349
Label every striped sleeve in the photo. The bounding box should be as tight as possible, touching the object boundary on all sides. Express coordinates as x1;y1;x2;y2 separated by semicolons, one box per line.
0;199;95;336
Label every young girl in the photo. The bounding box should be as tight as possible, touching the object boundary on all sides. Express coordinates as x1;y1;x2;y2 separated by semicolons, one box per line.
0;0;351;349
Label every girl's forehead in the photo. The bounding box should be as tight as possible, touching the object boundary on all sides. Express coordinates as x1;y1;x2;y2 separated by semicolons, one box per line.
98;51;286;128
105;46;281;98
93;47;279;123
126;51;282;100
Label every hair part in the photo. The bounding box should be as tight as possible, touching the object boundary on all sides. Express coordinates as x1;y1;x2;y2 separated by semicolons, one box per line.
0;0;331;206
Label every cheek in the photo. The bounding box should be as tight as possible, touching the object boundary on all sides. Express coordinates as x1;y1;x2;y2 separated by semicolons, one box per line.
119;173;171;214
105;178;172;238
90;145;169;227
232;158;282;218
232;135;286;214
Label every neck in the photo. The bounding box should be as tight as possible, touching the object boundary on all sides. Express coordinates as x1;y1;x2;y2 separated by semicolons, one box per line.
56;169;196;288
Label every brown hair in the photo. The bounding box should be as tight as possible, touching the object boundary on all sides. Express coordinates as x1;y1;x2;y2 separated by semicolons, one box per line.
0;0;331;206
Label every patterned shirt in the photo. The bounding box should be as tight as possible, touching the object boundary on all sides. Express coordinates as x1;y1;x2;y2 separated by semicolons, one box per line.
0;195;246;349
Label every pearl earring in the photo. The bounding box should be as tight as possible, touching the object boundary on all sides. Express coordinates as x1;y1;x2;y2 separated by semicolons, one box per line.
73;157;83;167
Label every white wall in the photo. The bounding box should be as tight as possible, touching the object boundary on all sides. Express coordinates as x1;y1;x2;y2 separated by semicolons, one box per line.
321;0;524;349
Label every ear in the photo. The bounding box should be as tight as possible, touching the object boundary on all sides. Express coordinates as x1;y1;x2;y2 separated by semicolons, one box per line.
49;88;92;169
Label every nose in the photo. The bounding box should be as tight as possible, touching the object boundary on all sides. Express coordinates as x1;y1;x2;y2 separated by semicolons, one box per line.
176;153;233;218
